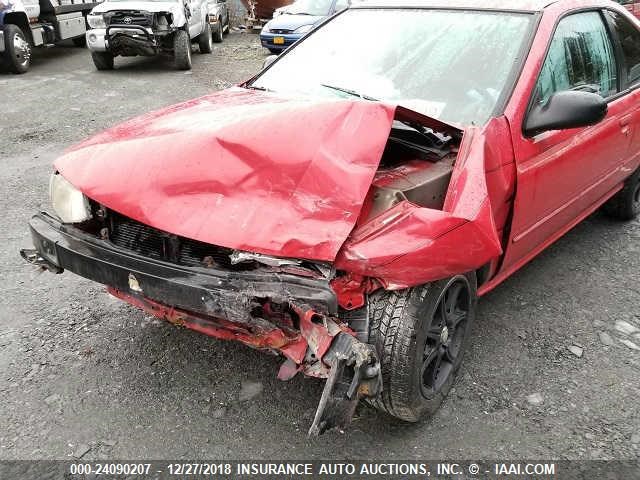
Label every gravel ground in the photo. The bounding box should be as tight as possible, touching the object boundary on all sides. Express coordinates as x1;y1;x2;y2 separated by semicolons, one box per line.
1;33;639;461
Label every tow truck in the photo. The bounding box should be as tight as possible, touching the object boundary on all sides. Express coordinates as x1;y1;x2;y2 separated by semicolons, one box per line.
0;0;101;73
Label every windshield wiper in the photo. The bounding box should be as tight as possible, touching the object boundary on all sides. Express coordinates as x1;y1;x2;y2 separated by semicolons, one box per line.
321;84;454;145
320;84;378;101
245;85;271;92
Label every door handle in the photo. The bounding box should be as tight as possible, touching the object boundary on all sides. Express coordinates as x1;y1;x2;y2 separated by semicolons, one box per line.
620;114;633;136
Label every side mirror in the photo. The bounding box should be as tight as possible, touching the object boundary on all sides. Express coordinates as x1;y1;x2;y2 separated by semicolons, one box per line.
524;90;608;137
263;54;278;69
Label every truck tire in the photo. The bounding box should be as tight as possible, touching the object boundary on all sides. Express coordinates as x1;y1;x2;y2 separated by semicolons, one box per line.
367;273;476;422
198;22;213;53
2;24;31;74
212;18;223;43
91;51;114;70
173;30;192;70
603;167;640;221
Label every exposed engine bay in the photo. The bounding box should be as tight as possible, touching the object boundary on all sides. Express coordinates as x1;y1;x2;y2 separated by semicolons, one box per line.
361;120;457;222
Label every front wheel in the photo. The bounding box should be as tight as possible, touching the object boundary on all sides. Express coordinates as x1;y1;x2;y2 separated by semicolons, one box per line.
198;22;213;53
212;18;223;43
173;30;192;70
603;168;640;221
2;24;31;73
367;273;476;422
91;51;114;70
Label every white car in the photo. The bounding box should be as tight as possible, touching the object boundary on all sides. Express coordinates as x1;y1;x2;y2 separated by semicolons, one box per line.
85;0;213;70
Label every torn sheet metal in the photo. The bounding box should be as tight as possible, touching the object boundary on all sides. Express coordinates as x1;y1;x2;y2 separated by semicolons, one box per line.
108;287;351;373
334;124;504;289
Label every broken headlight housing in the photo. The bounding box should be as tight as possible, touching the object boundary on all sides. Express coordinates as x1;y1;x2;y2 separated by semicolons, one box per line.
49;172;92;224
87;13;106;29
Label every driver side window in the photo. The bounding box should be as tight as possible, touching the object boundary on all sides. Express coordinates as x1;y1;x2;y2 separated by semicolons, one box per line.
533;11;618;106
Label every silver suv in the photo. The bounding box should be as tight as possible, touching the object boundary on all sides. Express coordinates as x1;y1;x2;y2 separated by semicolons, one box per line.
85;0;214;70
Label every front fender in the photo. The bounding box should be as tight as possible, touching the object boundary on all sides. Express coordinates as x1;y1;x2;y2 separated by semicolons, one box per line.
169;6;187;26
336;119;509;289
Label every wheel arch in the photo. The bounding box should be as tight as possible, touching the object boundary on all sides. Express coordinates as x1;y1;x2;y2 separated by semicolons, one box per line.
2;12;33;44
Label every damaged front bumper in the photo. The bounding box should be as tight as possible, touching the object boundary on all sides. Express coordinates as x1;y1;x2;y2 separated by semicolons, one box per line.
87;26;164;56
22;212;382;434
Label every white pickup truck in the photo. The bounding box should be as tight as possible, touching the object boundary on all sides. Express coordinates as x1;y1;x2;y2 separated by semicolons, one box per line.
85;0;215;70
0;0;100;73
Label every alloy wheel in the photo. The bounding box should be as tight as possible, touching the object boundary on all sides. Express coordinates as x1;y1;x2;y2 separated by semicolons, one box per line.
420;276;471;397
13;32;31;67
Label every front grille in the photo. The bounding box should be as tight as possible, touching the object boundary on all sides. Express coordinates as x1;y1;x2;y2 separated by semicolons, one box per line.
105;11;153;27
106;211;250;270
270;29;293;34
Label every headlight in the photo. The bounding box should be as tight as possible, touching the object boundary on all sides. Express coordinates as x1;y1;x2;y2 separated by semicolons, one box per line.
294;24;314;34
49;173;92;223
87;13;106;29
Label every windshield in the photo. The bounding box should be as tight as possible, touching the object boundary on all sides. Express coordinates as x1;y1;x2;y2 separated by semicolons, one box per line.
286;0;334;16
251;9;534;126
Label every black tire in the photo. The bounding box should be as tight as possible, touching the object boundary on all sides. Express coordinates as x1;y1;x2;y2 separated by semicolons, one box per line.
268;48;281;55
223;16;229;35
173;29;192;70
212;18;223;43
91;51;114;70
603;168;640;221
72;36;87;47
198;22;213;53
367;273;477;422
2;24;31;74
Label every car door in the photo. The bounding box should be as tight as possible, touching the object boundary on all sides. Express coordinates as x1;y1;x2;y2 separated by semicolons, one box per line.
500;10;635;273
605;9;640;164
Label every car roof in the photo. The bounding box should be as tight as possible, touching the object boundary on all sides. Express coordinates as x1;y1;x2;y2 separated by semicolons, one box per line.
352;0;561;13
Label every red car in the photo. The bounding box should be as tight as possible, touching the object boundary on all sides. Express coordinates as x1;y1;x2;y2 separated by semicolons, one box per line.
22;0;640;434
618;0;640;18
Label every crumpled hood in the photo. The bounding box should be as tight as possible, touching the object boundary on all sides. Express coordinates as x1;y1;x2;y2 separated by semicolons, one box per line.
55;88;398;261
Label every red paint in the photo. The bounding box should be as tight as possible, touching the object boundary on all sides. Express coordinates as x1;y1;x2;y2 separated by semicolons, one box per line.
335;119;511;289
54;0;640;354
622;0;640;19
330;274;381;310
497;0;640;285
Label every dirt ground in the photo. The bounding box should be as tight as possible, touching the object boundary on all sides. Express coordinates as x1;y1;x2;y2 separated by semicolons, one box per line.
1;33;639;461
